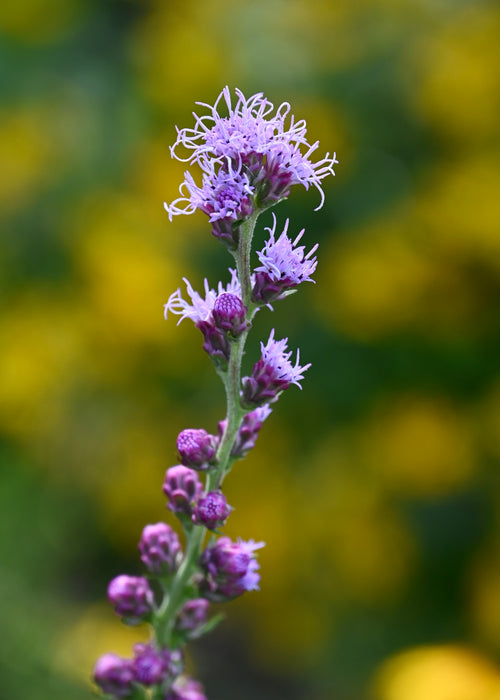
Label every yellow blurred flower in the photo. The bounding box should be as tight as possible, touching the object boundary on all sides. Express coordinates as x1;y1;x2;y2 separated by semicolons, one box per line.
360;396;476;497
0;109;55;214
372;645;500;700
412;5;500;146
0;0;82;43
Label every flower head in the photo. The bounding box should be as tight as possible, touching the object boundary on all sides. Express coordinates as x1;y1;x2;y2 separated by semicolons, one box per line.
132;643;183;687
138;523;182;576
165;86;337;216
193;490;232;530
165;676;207;700
242;329;311;406
93;654;135;698
177;428;217;470
200;537;265;602
164;270;241;325
252;214;318;304
107;575;154;623
163;465;203;517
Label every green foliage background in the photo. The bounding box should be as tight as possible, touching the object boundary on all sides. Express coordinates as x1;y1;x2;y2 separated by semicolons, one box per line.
1;1;500;699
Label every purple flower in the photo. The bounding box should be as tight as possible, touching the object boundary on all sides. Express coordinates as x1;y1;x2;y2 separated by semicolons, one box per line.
212;293;248;336
177;428;217;470
193;490;232;530
107;575;154;623
165;676;207;700
175;598;210;634
164;271;245;365
231;405;273;458
164;158;254;224
200;537;265;602
242;329;311;407
164;270;240;325
252;214;318;304
165;87;337;212
163;465;203;516
93;653;135;697
138;523;181;575
132;643;183;687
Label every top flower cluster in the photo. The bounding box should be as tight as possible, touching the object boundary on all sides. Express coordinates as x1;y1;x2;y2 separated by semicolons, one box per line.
165;87;338;244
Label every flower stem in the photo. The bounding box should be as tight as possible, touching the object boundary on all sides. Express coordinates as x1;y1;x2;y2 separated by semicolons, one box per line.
154;211;261;648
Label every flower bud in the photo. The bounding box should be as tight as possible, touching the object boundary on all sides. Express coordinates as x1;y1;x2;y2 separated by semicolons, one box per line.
138;523;181;575
177;429;217;470
93;653;134;697
200;537;265;602
163;465;203;516
212;293;248;337
193;490;232;530
132;643;183;687
175;598;210;634
165;676;207;700
107;575;154;623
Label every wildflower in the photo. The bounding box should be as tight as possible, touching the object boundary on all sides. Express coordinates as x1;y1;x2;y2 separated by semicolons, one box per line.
165;676;207;700
132;643;183;687
93;654;135;697
163;465;203;517
107;575;154;623
193;490;232;530
242;329;310;406
138;523;182;576
252;214;318;304
166;87;337;213
164;270;244;366
175;599;210;634
200;537;265;601
177;428;218;470
212;293;248;337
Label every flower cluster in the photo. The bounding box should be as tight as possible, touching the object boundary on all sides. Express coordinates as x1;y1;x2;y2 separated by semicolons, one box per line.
165;86;337;246
94;87;335;700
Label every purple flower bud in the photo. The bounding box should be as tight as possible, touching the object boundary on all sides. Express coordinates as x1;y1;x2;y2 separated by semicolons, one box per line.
242;329;310;407
177;429;217;470
193;490;232;530
132;644;166;686
93;653;135;697
163;465;203;516
165;676;207;700
175;598;210;633
231;405;272;458
211;218;240;250
138;523;181;575
132;643;183;687
200;537;265;602
212;293;248;337
196;319;231;367
107;575;154;622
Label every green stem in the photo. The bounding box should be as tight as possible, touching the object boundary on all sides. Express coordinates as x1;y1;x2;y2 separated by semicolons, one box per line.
154;210;261;649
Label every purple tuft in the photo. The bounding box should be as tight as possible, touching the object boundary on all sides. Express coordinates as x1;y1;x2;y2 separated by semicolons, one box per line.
107;575;154;622
200;537;265;602
242;329;310;406
164;675;207;700
193;490;232;530
163;465;203;516
213;293;248;336
93;653;135;697
175;598;210;633
138;523;181;575
177;428;217;470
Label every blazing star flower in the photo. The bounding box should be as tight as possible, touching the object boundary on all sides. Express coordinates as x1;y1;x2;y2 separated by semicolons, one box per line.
242;329;311;406
252;214;318;304
165;86;337;215
164;269;241;325
164;159;254;223
200;537;265;601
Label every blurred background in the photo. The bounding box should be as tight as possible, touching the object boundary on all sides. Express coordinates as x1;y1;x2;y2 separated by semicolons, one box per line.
1;0;500;698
